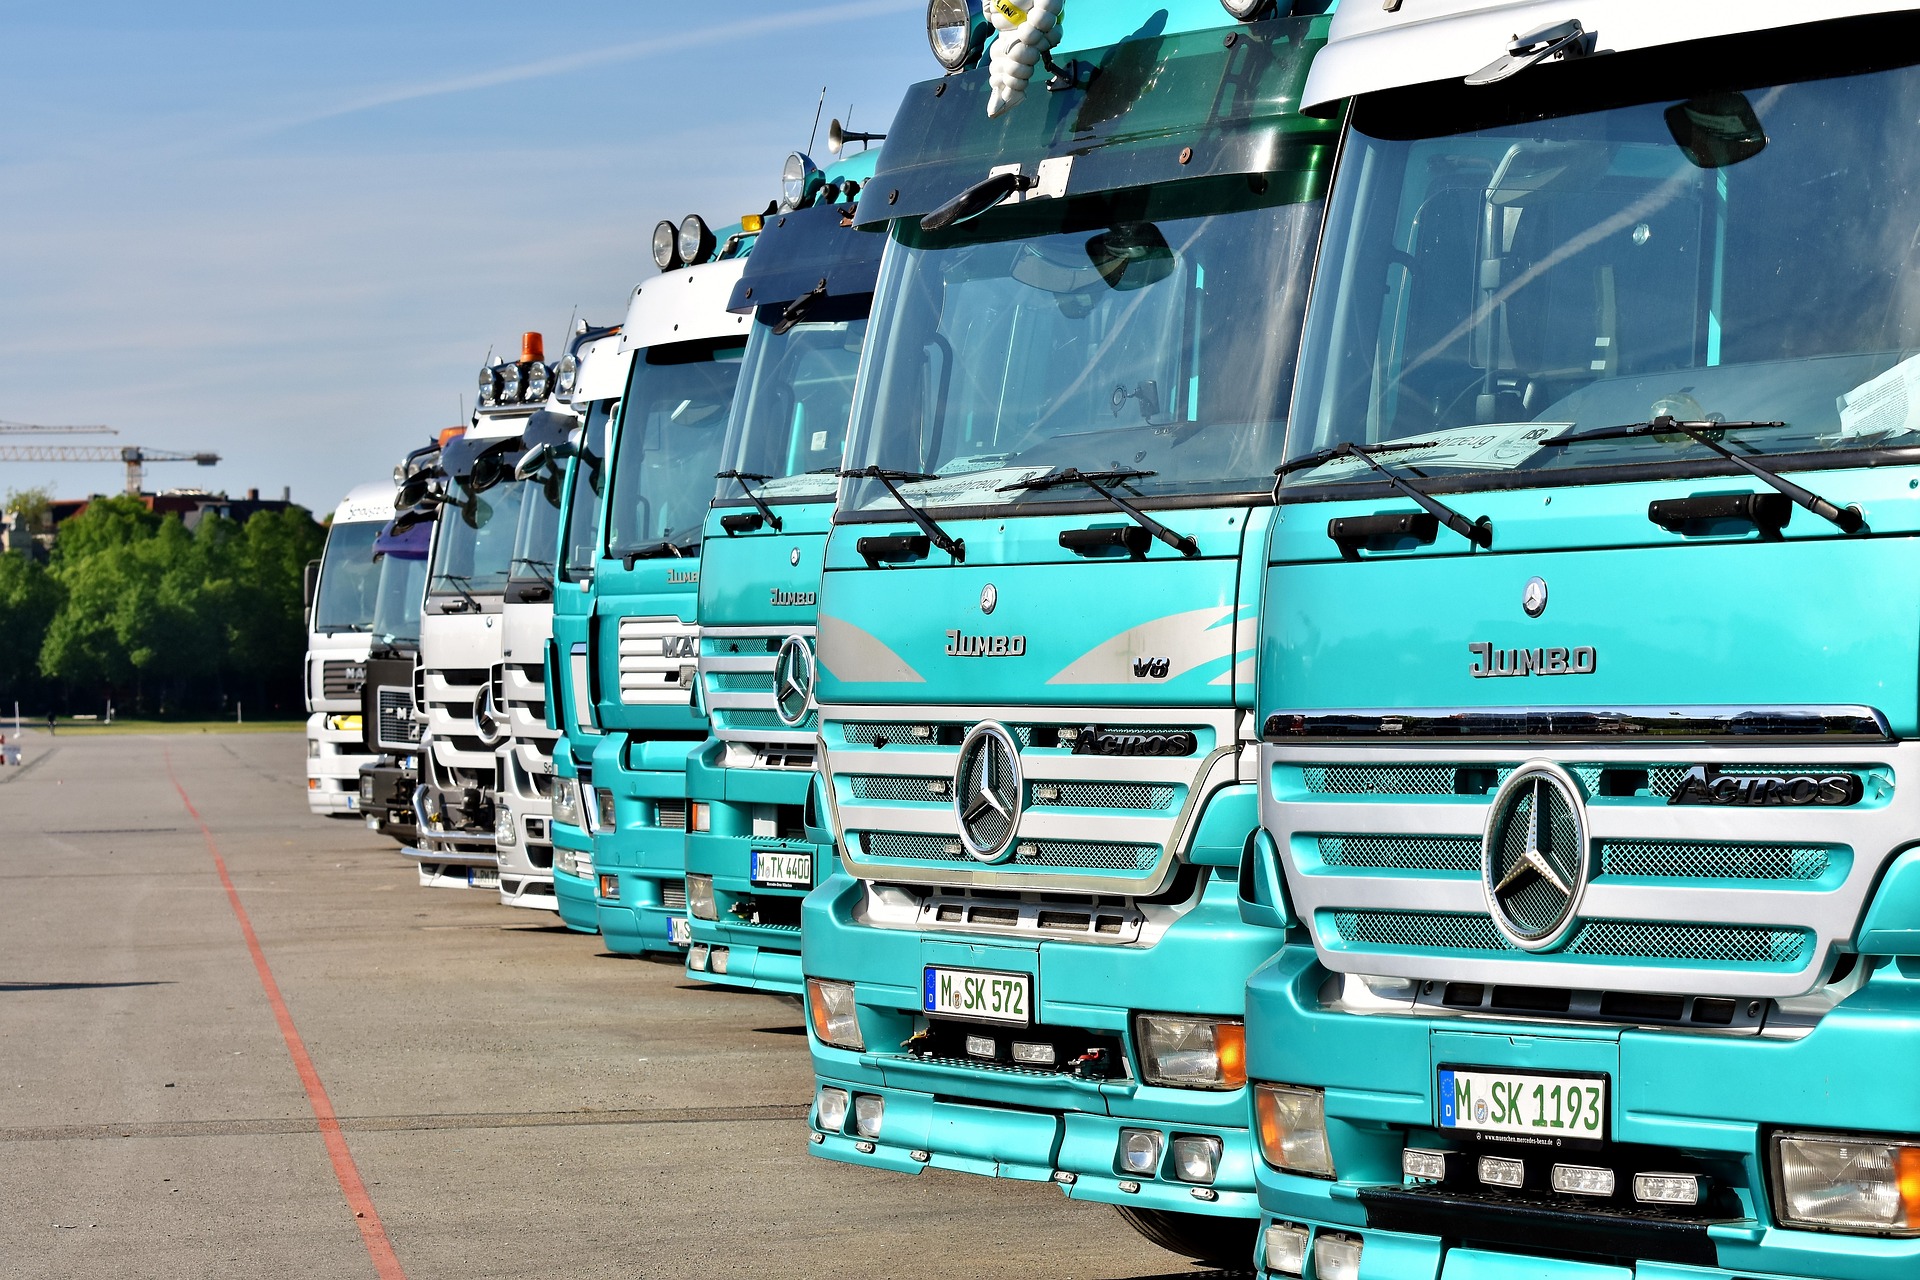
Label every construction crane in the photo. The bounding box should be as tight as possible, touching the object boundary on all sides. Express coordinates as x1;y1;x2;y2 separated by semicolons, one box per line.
0;444;220;495
0;421;117;436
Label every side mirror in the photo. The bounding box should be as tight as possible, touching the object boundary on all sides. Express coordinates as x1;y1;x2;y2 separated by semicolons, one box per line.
469;451;508;493
396;475;431;509
302;559;321;610
921;171;1039;233
514;443;552;482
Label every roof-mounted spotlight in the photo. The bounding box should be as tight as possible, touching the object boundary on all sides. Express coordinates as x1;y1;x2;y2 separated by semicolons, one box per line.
555;353;579;399
477;363;499;407
1220;0;1283;20
652;219;683;271
524;360;551;403
927;0;988;71
678;214;716;267
827;118;888;155
780;152;822;212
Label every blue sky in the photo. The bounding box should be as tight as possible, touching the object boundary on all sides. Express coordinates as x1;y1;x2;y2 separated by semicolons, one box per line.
0;1;928;513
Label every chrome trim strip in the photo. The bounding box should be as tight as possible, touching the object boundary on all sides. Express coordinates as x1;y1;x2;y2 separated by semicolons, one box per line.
1265;705;1894;745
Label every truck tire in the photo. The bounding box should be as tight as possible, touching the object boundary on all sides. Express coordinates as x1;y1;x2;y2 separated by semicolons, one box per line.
1114;1206;1257;1269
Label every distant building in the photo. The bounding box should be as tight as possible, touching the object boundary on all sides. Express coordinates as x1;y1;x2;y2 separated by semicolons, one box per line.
3;486;307;558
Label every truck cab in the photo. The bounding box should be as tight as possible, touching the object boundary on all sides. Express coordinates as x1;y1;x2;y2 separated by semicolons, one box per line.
305;482;396;817
411;334;550;892
544;330;632;933
355;444;438;845
684;143;883;994
589;216;753;954
1249;6;1920;1278
800;1;1337;1267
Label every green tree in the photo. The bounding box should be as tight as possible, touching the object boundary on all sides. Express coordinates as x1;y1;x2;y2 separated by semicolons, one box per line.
0;550;60;707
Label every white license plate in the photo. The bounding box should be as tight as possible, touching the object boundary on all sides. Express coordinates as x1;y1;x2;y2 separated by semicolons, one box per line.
752;850;812;886
923;967;1031;1026
1439;1068;1607;1139
668;917;692;946
468;866;500;889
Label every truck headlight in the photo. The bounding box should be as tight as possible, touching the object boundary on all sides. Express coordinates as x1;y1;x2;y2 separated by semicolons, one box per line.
1255;1083;1334;1178
555;353;578;399
1171;1135;1222;1185
926;0;985;71
552;778;580;828
853;1094;885;1138
687;873;717;921
1773;1131;1920;1236
816;1086;850;1132
806;978;864;1051
1135;1014;1246;1090
523;361;550;403
780;152;819;212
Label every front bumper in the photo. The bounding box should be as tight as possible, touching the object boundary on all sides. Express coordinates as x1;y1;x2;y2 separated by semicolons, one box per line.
682;750;819;996
551;819;599;934
1245;946;1920;1280
803;868;1274;1217
589;734;694;956
305;724;372;816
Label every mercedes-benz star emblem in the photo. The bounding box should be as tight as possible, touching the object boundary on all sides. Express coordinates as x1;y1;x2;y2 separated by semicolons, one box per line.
1482;762;1589;951
1523;576;1549;618
954;721;1022;863
980;583;997;615
790;547;802;566
474;684;507;748
772;635;815;727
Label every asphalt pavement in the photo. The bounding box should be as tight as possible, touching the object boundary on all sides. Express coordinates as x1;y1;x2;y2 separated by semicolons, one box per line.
0;731;1224;1279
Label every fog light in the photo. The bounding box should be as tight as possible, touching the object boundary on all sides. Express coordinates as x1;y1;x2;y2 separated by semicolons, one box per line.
806;978;864;1051
965;1034;995;1059
1254;1083;1333;1177
1011;1041;1055;1066
1554;1164;1617;1198
1119;1129;1163;1176
1480;1155;1525;1189
598;873;619;900
689;801;711;833
816;1086;849;1131
595;789;615;830
1314;1234;1363;1280
689;943;710;971
709;946;730;974
1773;1132;1920;1235
1171;1135;1222;1185
1404;1148;1448;1182
495;804;516;847
1136;1014;1246;1090
1262;1222;1308;1276
854;1094;884;1138
687;874;717;920
1635;1172;1702;1207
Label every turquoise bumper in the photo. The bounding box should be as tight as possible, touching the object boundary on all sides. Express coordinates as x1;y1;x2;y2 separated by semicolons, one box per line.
682;743;818;997
551;817;598;934
1246;947;1920;1280
802;868;1275;1217
590;734;694;958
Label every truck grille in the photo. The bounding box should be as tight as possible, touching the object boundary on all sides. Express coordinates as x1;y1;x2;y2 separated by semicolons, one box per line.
661;880;687;911
1300;762;1874;802
860;831;1158;871
375;686;420;749
1330;911;1811;968
698;628;817;741
321;660;367;699
655;799;688;831
616;616;698;706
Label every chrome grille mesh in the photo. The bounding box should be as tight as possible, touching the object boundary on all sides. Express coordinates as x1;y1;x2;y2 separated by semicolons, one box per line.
861;831;1155;871
661;880;687;911
1040;782;1176;810
1331;911;1810;966
1600;841;1831;882
655;799;688;831
1300;762;1865;801
710;671;775;693
1334;911;1508;952
842;723;929;746
852;776;946;803
1317;835;1479;872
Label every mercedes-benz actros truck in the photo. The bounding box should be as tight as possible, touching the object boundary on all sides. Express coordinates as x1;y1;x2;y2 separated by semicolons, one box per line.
800;1;1338;1267
1247;6;1920;1279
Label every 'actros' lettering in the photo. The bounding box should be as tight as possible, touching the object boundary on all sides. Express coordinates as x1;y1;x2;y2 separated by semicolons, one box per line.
947;630;1027;657
1469;642;1597;678
1670;765;1862;808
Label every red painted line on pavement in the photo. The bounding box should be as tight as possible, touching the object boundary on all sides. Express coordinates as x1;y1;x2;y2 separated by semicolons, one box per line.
166;748;407;1280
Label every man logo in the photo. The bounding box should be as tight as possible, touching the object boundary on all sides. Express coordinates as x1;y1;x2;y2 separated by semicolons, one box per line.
663;635;698;660
773;635;815;727
1482;762;1590;952
954;721;1022;863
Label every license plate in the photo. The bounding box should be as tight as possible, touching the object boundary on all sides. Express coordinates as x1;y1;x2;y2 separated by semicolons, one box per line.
468;866;500;889
751;850;812;886
345;795;359;811
1439;1067;1607;1140
668;917;692;946
923;966;1031;1026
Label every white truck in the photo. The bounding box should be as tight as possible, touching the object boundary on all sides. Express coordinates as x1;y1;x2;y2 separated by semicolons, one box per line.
304;482;398;817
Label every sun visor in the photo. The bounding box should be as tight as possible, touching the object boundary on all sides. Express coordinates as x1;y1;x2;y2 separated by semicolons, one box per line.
374;517;433;561
520;408;578;451
1301;0;1919;112
618;258;751;354
726;201;883;313
439;432;522;482
572;332;631;402
854;12;1338;230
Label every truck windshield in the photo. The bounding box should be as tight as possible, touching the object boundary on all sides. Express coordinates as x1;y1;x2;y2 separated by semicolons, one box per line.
508;456;564;587
1285;27;1920;489
371;550;425;647
605;337;746;557
713;299;868;505
840;180;1323;515
561;397;613;583
312;520;382;633
429;475;526;596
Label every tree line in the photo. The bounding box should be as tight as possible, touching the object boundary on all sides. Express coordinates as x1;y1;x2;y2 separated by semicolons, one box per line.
0;492;324;718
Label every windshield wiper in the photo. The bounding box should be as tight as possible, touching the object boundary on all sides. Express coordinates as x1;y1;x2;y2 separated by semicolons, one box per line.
715;469;783;532
838;465;964;561
509;555;554;584
771;281;826;337
999;467;1198;557
1277;443;1493;550
620;536;700;566
437;574;481;612
1542;416;1865;533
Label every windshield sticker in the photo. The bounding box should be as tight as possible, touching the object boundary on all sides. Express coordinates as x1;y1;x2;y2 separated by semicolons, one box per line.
1302;423;1570;481
1839;355;1920;439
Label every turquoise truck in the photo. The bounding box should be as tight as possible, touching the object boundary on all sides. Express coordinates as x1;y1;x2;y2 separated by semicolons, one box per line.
684;142;884;994
1248;5;1920;1278
801;0;1337;1265
543;329;631;934
588;216;753;955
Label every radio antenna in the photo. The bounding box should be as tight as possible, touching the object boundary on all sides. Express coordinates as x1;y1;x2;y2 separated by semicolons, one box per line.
806;85;827;154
